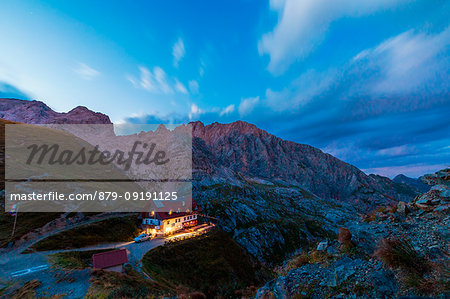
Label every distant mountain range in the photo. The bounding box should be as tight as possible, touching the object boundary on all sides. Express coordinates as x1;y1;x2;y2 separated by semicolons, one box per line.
0;98;421;260
393;174;431;193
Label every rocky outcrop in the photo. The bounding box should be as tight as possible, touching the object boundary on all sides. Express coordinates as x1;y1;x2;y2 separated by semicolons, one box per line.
413;168;449;213
256;256;398;298
0;98;111;124
257;205;449;298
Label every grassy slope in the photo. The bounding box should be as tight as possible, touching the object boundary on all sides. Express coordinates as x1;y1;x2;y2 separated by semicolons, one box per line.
86;265;172;298
48;249;116;270
29;215;139;251
142;229;270;297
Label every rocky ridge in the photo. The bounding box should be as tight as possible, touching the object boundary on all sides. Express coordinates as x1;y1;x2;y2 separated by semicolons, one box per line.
0;98;111;124
191;121;418;212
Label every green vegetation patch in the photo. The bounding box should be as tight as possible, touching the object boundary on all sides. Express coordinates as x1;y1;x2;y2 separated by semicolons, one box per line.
142;229;269;297
30;215;139;251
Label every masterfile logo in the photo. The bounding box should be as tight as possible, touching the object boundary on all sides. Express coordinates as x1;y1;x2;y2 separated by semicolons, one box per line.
26;141;170;171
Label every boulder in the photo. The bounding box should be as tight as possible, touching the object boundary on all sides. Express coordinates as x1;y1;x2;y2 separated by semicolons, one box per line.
337;227;352;244
397;201;408;216
317;240;328;251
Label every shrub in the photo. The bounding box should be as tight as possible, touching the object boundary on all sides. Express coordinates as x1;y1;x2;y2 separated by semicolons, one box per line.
374;237;430;275
400;262;450;295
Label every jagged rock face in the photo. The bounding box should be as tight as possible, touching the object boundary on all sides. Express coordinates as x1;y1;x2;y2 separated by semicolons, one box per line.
413;168;449;213
191;121;418;211
0;98;111;124
190;121;418;260
393;174;430;193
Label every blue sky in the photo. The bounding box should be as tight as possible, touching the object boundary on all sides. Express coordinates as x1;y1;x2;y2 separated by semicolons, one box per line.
0;0;449;178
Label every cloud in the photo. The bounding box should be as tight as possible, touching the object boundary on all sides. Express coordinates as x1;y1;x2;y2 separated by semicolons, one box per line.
265;69;337;111
354;27;450;95
189;103;204;120
174;79;188;94
127;66;190;95
220;104;235;116
263;27;450;116
74;62;100;80
188;80;199;94
238;96;259;116
199;59;206;77
375;145;415;157
259;0;406;75
172;38;185;67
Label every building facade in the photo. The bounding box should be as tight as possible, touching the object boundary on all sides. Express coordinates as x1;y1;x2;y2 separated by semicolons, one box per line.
142;211;198;235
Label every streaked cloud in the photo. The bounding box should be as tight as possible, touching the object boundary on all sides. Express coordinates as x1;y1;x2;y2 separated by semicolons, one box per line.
354;27;450;95
238;96;259;116
174;79;188;94
74;62;100;80
220;104;235;116
188;80;199;94
259;0;407;75
172;37;185;67
127;66;190;95
199;59;206;77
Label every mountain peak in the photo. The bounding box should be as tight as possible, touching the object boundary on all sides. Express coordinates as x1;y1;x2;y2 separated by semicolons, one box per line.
0;98;111;124
68;106;90;113
192;120;269;143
